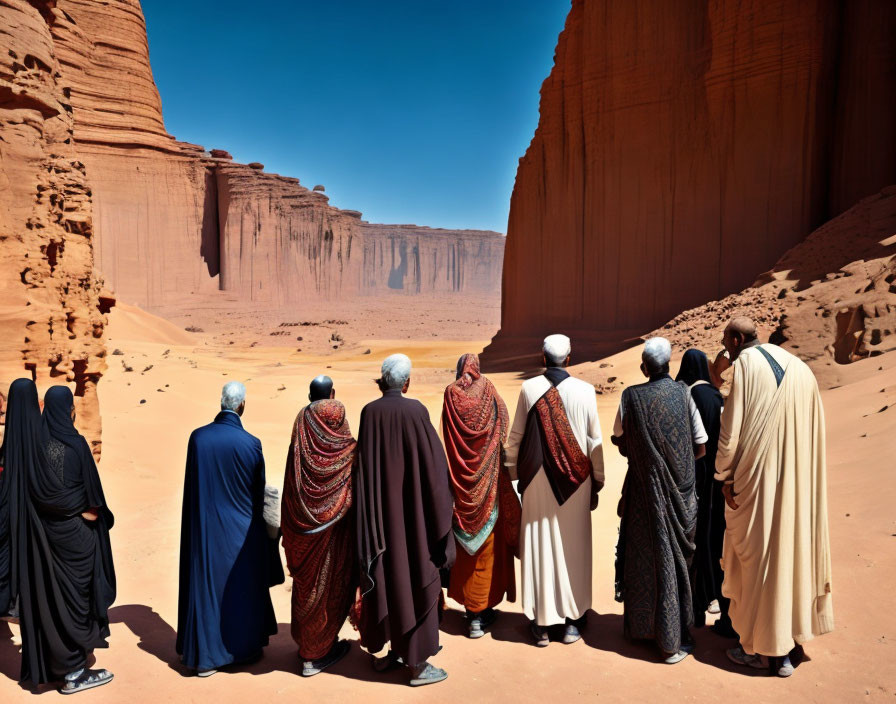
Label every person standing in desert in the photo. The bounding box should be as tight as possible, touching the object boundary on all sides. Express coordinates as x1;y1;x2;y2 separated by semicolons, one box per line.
0;381;117;694
355;354;455;686
715;317;834;677
177;382;277;677
281;375;357;676
442;353;520;639
504;334;604;647
612;338;705;664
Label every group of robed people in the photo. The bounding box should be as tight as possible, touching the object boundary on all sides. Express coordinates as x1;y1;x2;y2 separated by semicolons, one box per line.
0;315;834;693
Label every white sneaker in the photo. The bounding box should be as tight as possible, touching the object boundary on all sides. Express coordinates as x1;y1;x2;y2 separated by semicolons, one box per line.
708;599;720;614
777;655;794;677
726;646;765;670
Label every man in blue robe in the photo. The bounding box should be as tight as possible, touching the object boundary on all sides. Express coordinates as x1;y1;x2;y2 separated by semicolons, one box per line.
176;381;277;676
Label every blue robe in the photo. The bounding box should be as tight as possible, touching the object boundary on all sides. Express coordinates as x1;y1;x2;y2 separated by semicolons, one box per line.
176;411;277;671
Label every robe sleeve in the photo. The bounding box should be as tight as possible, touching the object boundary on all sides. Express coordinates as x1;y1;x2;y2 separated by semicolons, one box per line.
586;387;604;486
687;392;709;445
503;386;529;481
715;359;744;484
612;400;624;438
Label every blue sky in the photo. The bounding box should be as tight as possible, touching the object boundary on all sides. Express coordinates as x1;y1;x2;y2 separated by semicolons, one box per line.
142;1;570;232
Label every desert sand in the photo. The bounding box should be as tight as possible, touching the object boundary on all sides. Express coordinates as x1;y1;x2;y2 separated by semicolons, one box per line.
1;302;893;703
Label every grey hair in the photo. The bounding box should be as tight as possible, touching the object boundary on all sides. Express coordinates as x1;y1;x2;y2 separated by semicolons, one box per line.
380;353;412;390
642;337;672;375
543;334;571;367
221;381;246;411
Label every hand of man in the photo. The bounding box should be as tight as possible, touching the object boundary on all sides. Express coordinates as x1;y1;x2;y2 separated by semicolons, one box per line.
722;483;739;510
81;508;99;522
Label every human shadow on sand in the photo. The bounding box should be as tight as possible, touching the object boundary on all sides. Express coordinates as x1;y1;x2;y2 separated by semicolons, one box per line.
109;604;183;674
109;606;397;685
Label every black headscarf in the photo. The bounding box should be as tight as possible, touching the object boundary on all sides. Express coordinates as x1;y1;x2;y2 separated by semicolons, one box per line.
0;378;43;616
675;349;714;387
42;386;81;450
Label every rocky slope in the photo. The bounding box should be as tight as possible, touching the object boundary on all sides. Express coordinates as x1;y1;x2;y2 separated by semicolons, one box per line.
485;0;896;366
653;186;896;390
0;0;111;454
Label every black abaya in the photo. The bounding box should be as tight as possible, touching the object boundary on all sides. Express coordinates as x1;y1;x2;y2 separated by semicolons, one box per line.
675;350;724;624
1;381;116;684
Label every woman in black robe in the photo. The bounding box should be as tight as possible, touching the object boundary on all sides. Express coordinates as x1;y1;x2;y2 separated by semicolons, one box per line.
675;350;724;628
1;380;116;694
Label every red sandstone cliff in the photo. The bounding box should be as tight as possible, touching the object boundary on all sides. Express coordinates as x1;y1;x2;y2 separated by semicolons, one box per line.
39;0;503;309
0;0;503;448
0;0;111;454
485;0;896;366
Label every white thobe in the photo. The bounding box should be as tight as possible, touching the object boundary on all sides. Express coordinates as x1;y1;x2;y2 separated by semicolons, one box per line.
505;374;604;626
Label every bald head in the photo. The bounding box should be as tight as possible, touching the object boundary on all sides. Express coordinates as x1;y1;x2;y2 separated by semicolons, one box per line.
727;317;757;339
723;316;759;360
309;375;334;402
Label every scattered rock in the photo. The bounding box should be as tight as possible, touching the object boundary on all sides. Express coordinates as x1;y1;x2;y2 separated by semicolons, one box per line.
139;399;146;404
142;365;153;373
112;348;124;356
185;326;203;333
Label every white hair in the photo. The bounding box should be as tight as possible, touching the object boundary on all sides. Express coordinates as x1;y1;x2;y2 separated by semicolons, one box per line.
381;353;412;390
221;381;246;411
543;334;571;367
642;337;672;373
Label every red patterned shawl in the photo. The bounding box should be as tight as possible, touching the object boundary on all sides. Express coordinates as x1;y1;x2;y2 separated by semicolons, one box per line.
282;399;356;534
442;354;518;546
517;384;592;505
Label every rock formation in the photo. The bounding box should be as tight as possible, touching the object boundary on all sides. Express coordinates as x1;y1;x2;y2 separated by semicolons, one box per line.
653;186;896;389
0;0;503;449
31;0;504;310
358;224;504;295
0;0;111;455
485;0;896;367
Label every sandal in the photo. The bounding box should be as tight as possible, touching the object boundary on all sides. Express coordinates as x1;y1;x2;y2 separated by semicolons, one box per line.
409;662;448;687
59;669;114;695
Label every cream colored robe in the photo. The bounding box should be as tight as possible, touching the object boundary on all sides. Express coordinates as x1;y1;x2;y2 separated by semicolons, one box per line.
715;344;834;656
505;374;604;626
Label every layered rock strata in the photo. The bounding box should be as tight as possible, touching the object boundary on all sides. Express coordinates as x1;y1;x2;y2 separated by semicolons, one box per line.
31;0;503;309
485;0;896;366
0;0;111;454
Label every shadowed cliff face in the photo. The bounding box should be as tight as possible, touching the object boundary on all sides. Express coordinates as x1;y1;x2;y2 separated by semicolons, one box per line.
0;0;110;455
485;0;896;367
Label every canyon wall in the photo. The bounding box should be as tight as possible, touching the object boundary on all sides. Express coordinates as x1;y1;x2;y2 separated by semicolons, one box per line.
0;0;502;448
0;0;111;454
359;224;504;295
41;0;503;310
485;0;896;366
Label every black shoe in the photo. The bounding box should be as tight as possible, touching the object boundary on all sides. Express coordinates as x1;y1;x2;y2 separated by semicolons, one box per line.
530;621;549;647
302;639;350;677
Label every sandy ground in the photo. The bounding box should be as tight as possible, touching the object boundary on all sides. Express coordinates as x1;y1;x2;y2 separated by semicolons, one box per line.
1;303;894;702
